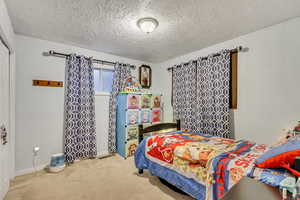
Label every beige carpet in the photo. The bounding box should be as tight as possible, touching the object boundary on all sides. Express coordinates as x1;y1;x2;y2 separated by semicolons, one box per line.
5;155;194;200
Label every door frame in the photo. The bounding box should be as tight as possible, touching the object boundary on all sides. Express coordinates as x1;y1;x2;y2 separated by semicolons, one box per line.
0;28;16;182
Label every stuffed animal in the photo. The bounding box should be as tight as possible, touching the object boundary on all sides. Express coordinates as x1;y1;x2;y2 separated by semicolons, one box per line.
122;76;143;93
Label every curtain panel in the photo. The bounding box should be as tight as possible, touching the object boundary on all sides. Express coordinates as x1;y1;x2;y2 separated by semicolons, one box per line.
172;61;197;131
108;63;132;153
172;50;231;138
64;55;97;163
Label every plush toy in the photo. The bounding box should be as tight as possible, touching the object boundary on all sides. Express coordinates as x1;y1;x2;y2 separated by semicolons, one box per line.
122;76;143;93
294;121;300;132
272;121;300;148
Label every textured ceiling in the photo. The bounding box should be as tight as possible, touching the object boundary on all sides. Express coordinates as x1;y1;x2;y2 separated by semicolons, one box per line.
5;0;300;62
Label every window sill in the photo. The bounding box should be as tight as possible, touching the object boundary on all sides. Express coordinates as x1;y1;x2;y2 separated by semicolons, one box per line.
95;92;111;96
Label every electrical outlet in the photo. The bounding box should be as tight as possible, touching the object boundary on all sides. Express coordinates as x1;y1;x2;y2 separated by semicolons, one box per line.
33;146;40;155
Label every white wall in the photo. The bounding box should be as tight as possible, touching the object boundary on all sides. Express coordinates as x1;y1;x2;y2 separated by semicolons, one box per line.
14;15;300;175
15;35;152;175
153;17;300;145
0;0;14;49
0;0;16;180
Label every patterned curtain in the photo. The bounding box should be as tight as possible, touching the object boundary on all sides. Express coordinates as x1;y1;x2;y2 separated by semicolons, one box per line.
196;50;231;138
64;55;97;163
173;61;197;131
172;50;231;138
108;63;132;153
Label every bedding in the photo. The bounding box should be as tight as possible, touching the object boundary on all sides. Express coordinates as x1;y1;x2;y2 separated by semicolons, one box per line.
134;130;269;200
247;166;294;187
255;138;300;176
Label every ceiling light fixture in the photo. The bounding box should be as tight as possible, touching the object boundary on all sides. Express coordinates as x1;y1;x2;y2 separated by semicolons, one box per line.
137;17;159;34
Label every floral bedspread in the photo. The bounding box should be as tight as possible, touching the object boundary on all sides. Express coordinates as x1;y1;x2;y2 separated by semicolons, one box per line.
145;131;268;200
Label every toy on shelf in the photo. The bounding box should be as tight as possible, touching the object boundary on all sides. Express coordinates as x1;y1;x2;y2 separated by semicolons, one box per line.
121;76;143;93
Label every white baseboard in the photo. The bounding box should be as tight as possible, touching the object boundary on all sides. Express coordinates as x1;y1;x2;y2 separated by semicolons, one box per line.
15;164;48;177
15;152;111;176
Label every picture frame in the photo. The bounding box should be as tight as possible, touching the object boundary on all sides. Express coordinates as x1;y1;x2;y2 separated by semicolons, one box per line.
139;65;152;88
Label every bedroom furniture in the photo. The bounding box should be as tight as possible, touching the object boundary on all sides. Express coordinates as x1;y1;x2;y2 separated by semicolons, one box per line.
135;126;287;200
222;177;281;200
137;120;180;174
116;93;163;158
138;120;180;144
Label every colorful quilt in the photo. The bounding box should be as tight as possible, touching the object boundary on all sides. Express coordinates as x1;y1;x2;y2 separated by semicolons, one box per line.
140;131;269;200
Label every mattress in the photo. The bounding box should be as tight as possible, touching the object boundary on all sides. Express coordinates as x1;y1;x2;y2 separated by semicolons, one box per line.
134;131;270;200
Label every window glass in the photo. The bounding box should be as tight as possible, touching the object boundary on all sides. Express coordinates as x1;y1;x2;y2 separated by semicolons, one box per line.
102;69;114;93
93;68;114;94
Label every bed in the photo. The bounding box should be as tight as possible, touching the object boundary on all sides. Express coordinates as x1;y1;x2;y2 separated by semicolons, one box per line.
134;121;294;200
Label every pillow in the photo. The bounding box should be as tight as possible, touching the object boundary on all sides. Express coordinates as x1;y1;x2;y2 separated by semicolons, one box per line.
255;139;300;177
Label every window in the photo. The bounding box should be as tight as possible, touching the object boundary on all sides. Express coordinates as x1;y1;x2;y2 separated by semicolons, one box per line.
93;68;114;94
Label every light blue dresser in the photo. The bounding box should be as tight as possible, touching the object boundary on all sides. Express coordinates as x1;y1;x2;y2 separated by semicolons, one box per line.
116;93;163;158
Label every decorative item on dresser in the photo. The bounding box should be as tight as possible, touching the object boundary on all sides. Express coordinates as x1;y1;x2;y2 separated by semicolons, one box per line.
116;93;163;158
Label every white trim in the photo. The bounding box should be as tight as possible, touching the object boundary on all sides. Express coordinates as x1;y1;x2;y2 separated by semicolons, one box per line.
93;63;114;71
95;92;111;96
0;2;16;182
9;52;16;179
15;163;48;177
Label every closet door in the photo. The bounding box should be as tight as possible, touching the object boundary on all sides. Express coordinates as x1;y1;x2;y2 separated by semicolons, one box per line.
0;41;10;199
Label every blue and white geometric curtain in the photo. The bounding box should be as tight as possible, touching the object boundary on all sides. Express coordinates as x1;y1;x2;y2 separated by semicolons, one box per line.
172;61;197;131
108;63;132;153
63;55;97;163
172;50;231;138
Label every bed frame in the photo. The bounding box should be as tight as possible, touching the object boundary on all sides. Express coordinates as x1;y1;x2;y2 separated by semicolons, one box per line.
137;120;181;174
137;120;189;195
